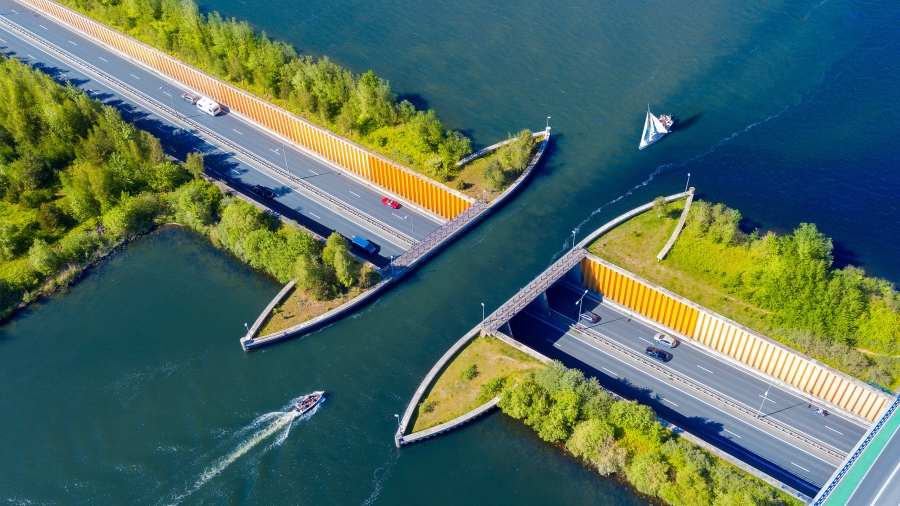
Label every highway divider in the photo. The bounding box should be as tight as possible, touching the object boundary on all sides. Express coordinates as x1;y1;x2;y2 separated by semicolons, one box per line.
19;0;474;220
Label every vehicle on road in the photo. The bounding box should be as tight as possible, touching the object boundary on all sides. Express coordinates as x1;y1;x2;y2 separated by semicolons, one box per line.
653;332;678;348
815;407;829;417
645;346;673;362
197;96;223;116
351;236;377;255
252;185;276;199
181;92;200;104
580;311;600;323
381;197;400;209
296;391;324;414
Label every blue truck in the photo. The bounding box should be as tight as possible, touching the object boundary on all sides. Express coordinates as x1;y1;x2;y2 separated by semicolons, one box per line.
351;236;377;255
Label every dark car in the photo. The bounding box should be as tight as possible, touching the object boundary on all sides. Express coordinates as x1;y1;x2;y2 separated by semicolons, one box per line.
580;311;599;323
645;346;672;362
252;185;276;199
181;92;200;104
351;236;377;255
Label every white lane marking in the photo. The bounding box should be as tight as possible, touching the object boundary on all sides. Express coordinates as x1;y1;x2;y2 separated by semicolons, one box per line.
270;148;279;154
68;40;77;45
791;462;810;473
130;73;140;79
349;191;361;197
27;54;36;59
162;92;171;97
662;398;678;407
758;395;776;404
392;212;404;219
0;38;6;43
552;328;839;466
724;429;742;438
697;365;714;373
232;129;243;135
98;56;108;62
638;337;652;344
38;24;47;29
824;426;843;435
601;367;617;377
308;212;320;219
847;424;900;505
309;169;319;175
868;457;900;506
10;9;17;14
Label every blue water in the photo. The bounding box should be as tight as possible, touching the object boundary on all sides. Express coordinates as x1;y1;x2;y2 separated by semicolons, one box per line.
1;0;899;504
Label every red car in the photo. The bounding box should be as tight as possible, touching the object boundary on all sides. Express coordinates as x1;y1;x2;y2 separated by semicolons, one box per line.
381;197;400;209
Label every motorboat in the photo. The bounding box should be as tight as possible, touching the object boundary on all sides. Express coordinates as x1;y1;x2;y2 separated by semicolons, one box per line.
639;105;675;150
295;391;324;414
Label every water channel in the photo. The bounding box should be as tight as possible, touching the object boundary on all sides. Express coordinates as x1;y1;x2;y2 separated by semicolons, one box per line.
1;0;898;503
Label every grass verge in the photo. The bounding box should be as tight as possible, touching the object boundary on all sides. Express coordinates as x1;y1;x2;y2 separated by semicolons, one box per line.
258;285;367;336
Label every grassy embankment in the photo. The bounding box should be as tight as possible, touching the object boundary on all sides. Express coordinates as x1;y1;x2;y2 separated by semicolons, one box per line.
0;53;373;321
58;0;530;194
258;284;368;336
589;198;900;389
410;336;543;432
453;130;541;200
412;333;799;505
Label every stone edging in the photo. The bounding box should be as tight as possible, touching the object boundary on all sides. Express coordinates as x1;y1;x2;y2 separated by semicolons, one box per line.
395;326;482;446
577;191;691;248
456;130;547;167
245;280;295;339
399;397;501;446
656;187;694;261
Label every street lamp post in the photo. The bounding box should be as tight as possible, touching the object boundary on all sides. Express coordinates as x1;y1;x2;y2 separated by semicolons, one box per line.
576;289;588;320
481;302;485;327
685;173;691;193
160;82;176;111
244;322;249;335
389;255;394;277
546;116;551;130
755;383;772;419
402;215;415;242
282;144;290;176
571;229;577;249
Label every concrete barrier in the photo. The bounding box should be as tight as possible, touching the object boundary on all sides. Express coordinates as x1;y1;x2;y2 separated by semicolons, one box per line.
656;187;694;261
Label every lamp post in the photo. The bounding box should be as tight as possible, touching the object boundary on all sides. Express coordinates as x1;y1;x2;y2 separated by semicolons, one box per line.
571;229;577;249
244;322;249;335
281;144;290;176
546;116;551;130
576;289;588;320
159;81;176;110
393;413;400;429
755;383;772;419
402;215;415;242
389;255;394;277
481;302;485;327
685;173;691;193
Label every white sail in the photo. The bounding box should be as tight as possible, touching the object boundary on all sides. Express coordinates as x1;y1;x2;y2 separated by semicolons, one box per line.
639;106;669;150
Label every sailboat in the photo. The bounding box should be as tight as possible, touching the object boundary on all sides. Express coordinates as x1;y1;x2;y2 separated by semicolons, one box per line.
639;105;674;150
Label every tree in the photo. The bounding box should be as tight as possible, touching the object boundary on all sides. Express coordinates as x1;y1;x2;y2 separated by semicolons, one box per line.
27;239;59;275
322;232;357;287
184;151;205;179
653;196;667;219
627;451;670;496
567;418;615;462
536;389;581;442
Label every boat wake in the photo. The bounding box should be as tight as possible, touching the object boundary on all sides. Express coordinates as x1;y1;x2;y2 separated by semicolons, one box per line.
549;105;791;264
162;395;321;505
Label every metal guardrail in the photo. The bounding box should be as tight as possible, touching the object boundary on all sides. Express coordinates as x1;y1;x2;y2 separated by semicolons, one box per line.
548;314;848;461
481;247;586;333
0;14;415;246
391;200;489;269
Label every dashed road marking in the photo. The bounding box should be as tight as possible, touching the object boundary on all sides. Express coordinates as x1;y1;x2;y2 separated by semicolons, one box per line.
130;73;140;79
724;429;742;438
98;56;108;62
791;462;809;473
10;9;18;14
392;212;404;219
0;38;7;43
759;395;776;404
38;24;47;29
638;337;652;344
162;92;171;97
27;54;36;59
309;169;319;175
349;191;361;197
662;398;678;407
232;129;243;135
308;212;320;219
697;365;714;373
68;40;76;45
601;367;617;376
825;426;844;435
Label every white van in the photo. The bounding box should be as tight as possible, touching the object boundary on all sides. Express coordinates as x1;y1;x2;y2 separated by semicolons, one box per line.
196;97;222;116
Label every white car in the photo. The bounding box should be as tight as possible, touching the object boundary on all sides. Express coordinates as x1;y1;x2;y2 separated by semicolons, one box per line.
653;332;678;348
196;97;222;116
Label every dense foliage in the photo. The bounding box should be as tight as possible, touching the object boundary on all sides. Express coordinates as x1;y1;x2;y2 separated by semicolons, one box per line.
0;54;371;319
492;361;797;506
61;0;472;181
480;129;537;191
669;201;900;387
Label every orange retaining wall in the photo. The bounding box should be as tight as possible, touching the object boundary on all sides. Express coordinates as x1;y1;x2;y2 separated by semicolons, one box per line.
22;0;472;220
579;256;888;421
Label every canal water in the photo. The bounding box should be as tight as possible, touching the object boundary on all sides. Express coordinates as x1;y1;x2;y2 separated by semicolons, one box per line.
2;0;898;503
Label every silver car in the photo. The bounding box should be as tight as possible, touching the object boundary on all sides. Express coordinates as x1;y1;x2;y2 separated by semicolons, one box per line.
653;332;678;348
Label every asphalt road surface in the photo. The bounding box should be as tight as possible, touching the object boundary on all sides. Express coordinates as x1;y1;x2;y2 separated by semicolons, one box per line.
0;1;444;264
507;282;873;495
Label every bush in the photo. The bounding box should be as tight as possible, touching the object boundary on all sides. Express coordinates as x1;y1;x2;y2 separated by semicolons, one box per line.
102;192;159;240
460;364;479;380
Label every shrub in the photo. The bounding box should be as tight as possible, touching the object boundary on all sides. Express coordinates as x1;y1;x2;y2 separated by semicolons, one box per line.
460;363;479;380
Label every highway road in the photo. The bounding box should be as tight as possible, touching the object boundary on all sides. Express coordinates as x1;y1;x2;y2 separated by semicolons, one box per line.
0;1;444;264
506;283;873;495
844;423;900;505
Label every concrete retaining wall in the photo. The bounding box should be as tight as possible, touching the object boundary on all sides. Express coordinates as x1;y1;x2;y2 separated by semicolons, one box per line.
579;254;890;421
21;0;473;219
245;280;295;339
656;187;694;261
